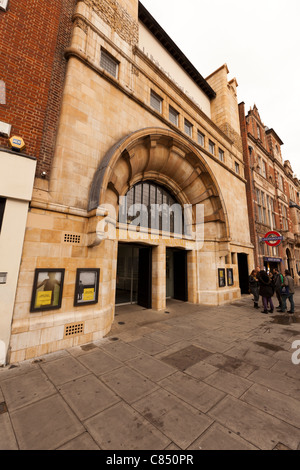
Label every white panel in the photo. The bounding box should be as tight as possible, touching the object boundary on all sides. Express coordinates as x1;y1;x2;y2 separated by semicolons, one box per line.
0;0;9;11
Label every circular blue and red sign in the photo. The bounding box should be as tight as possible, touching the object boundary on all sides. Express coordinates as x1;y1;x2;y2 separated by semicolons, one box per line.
263;231;283;247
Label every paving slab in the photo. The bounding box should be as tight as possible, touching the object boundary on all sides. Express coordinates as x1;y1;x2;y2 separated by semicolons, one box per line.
10;395;84;450
40;355;90;386
76;348;123;376
159;371;225;412
100;366;159;404
0;413;18;450
126;354;176;382
57;432;100;450
128;337;168;355
0;369;56;411
58;374;120;421
208;395;300;450
100;340;142;361
187;422;258;450
132;388;213;449
241;383;300;428
204;369;252;398
84;402;171;450
248;368;300;399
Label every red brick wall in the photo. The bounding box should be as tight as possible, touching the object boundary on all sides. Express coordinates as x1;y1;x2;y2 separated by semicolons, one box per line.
0;0;75;178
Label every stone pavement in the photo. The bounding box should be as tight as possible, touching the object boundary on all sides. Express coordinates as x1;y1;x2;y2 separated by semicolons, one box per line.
1;291;300;451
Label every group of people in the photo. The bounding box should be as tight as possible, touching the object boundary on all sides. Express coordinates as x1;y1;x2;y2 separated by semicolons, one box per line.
249;267;295;314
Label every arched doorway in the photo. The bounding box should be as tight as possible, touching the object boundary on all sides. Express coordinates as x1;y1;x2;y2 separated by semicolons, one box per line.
88;128;230;311
115;180;188;307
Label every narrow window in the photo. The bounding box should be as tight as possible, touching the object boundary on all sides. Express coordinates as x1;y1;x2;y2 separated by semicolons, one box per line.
219;149;224;162
100;49;119;78
169;106;179;126
150;90;163;113
235;162;240;174
197;131;205;147
184;119;193;137
209;140;215;155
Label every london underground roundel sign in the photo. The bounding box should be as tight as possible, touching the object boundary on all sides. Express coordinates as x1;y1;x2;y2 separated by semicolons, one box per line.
263;231;283;247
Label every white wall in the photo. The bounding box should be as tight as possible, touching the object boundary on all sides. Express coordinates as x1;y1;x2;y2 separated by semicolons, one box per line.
139;22;211;118
0;150;36;365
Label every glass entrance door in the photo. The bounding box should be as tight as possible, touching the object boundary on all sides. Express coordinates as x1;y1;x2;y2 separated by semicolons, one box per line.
115;244;139;305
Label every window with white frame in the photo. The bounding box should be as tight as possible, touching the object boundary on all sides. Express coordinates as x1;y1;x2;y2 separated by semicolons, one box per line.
219;148;224;162
235;162;240;174
281;204;288;231
184;119;193;137
197;131;205;147
209;140;215;155
169;106;179;126
150;90;163;113
100;49;119;78
261;159;266;178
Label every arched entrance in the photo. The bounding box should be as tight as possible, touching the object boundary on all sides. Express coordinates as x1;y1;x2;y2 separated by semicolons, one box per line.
88;128;230;311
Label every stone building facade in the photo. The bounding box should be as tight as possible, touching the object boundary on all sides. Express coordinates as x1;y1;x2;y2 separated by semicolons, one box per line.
239;103;300;280
1;0;254;365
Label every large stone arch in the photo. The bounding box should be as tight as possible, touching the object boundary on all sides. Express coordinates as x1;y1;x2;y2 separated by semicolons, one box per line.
88;127;230;241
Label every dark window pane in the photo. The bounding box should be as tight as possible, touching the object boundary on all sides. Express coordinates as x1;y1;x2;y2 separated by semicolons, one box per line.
0;198;6;233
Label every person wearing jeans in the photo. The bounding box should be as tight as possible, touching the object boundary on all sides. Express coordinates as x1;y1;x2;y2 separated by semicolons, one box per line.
280;270;295;314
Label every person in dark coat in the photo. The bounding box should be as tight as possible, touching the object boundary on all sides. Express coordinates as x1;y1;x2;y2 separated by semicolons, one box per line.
258;270;274;314
249;269;259;309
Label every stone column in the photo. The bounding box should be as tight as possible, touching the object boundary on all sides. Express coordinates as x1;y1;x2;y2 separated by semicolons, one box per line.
187;250;197;303
152;245;166;311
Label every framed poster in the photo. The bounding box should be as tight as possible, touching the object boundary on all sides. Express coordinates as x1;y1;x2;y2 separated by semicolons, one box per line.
218;268;226;288
30;269;65;312
227;268;234;286
74;268;100;307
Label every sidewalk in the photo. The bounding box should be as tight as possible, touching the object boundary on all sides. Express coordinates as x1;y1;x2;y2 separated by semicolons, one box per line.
1;291;300;450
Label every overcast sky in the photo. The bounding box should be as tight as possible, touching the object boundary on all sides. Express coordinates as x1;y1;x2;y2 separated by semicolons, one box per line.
141;0;300;178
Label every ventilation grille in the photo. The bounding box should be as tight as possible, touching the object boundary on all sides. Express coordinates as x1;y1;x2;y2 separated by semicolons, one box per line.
63;233;81;244
64;322;84;338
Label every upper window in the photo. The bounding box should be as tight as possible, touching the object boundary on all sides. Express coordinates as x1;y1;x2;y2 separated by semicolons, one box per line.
169;106;179;126
197;131;205;147
219;149;224;163
184;119;193;137
150;90;163;113
261;159;266;178
209;140;215;155
257;125;261;140
235;162;240;174
100;49;119;78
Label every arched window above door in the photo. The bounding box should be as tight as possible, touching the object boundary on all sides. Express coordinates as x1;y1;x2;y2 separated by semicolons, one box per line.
119;181;185;234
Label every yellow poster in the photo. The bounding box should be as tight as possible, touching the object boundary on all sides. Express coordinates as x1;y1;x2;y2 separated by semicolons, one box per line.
36;290;52;307
83;288;95;301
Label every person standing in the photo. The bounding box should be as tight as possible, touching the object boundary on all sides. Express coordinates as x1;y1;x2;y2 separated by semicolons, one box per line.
272;268;283;311
249;270;259;309
258;270;274;314
280;270;295;314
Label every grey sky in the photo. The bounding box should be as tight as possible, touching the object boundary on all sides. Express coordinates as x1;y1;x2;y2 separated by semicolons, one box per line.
141;0;300;178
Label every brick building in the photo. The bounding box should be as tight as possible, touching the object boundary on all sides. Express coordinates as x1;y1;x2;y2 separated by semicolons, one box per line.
239;103;300;281
1;0;254;365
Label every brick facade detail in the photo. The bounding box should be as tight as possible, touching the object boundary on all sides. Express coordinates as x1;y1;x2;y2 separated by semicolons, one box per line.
0;0;75;178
